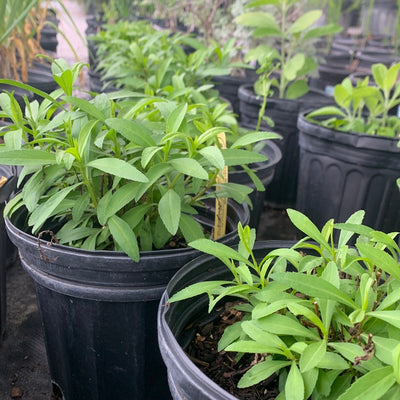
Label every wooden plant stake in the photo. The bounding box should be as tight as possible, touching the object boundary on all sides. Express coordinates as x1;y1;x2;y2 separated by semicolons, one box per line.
213;132;228;240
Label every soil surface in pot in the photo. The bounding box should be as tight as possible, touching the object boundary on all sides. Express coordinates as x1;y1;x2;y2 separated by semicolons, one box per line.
185;301;280;400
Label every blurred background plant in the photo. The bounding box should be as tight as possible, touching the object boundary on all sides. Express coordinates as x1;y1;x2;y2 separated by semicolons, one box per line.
0;0;42;80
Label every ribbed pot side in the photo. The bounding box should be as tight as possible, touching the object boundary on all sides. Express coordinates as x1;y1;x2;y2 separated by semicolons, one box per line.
297;113;400;233
6;201;249;400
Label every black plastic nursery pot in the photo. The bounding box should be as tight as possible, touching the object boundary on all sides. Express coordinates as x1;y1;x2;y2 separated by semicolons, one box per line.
5;201;249;400
296;113;400;233
229;140;282;229
238;84;333;208
361;0;398;37
158;241;294;400
0;166;19;342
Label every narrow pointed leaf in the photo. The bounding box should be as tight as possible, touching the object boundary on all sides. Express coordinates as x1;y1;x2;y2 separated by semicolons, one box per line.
0;149;57;165
238;358;291;388
105;118;156;147
29;183;81;233
286;362;304;400
169;158;209;180
271;272;357;309
87;158;148;182
158;189;180;235
107;214;139;262
336;366;395;400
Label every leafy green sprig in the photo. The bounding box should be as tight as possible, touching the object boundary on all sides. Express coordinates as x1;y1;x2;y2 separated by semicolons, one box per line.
169;209;400;399
236;0;342;100
307;62;400;137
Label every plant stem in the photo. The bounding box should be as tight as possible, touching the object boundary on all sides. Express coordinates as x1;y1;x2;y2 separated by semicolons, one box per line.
279;0;288;99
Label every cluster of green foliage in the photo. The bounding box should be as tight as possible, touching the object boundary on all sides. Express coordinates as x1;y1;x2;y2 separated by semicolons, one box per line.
0;60;277;261
170;210;400;399
90;19;245;102
307;62;400;137
236;0;342;100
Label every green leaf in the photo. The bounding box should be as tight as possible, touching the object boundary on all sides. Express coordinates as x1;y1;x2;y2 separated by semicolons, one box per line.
238;357;291;388
357;243;400;281
289;10;322;34
303;368;319;399
336;366;395;400
236;12;280;33
371;63;387;90
218;321;244;351
283;54;305;81
252;297;301;319
199;146;225;170
22;165;66;212
349;309;366;324
168;281;233;303
286;209;330;250
302;24;343;40
78;120;98;159
158;189;181;235
285;80;309;99
189;239;251;265
4;128;22;150
179;213;204;243
377;288;400;311
299;340;326;373
96;189;112;226
384;384;400;400
212;182;253;205
373;336;399;365
141;146;162;168
231;132;280;148
104;182;138;219
107;214;139;262
63;96;105;121
0;79;64;109
166;103;187;134
338;210;365;248
225;340;285;355
105;118;156;147
316;352;349;370
57;226;100;244
307;106;346;119
368;311;400;330
242;320;287;350
247;0;279;6
72;193;90;223
286;362;304;400
169;158;209;180
271;272;357;309
329;342;364;363
221;148;267;166
28;183;82;234
0;149;57;165
257;313;320;339
288;303;327;338
87;158;148;182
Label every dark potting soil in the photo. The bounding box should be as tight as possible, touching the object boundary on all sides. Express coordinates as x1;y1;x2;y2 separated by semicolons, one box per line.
185;302;280;400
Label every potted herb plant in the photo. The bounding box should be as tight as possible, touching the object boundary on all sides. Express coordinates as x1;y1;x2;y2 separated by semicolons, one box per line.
159;209;400;399
157;0;257;116
236;0;340;208
0;58;275;400
88;18;283;230
297;62;400;234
